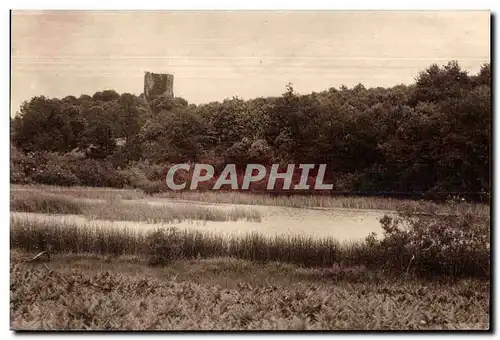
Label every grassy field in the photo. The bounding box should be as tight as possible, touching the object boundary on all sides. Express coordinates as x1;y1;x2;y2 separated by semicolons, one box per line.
9;185;491;330
10;251;489;330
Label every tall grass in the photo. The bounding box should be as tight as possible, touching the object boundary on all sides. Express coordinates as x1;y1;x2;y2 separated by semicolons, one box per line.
154;191;490;216
10;203;490;278
155;191;407;210
10;217;354;266
86;202;261;223
11;191;261;223
11;192;83;214
11;184;146;200
12;184;490;216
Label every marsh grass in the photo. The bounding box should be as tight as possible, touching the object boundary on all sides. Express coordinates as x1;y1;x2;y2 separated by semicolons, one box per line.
10;190;261;223
154;191;489;216
86;201;261;223
11;184;146;200
10;216;354;267
155;191;408;210
10;203;490;278
9;186;490;278
11;192;83;214
11;185;489;216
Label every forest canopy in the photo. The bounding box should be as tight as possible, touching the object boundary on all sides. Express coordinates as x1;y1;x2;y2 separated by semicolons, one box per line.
10;61;491;201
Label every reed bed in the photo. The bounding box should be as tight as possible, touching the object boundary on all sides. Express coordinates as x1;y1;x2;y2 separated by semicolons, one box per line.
154;191;489;216
157;191;407;210
11;191;83;215
10;212;489;278
82;201;261;223
11;185;489;216
10;191;261;223
11;184;146;200
10;216;357;267
9;186;490;278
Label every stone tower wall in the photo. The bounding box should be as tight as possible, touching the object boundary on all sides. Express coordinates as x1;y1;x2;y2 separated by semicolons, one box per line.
144;72;174;100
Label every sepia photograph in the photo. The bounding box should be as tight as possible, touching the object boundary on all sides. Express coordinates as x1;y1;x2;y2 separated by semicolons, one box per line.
9;10;491;331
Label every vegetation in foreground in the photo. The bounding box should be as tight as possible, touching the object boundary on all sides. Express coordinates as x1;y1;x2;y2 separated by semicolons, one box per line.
10;186;490;330
10;190;261;223
10;252;490;330
11;199;490;278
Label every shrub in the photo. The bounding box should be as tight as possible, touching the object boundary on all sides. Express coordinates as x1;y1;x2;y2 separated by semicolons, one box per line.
68;159;128;188
367;205;490;278
10;148;70;185
146;228;183;266
139;162;169;182
10;170;31;185
30;162;81;187
136;180;168;195
10;146;30;184
117;166;149;188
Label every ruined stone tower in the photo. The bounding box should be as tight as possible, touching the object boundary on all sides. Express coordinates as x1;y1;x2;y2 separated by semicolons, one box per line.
144;72;174;101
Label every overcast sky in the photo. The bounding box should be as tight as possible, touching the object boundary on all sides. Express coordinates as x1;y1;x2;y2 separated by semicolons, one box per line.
11;10;490;114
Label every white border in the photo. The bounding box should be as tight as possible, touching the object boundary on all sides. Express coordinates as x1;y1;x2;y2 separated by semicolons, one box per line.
2;1;499;10
2;1;497;339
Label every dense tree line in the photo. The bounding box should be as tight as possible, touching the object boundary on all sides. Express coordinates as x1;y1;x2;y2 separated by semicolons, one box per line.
11;61;491;201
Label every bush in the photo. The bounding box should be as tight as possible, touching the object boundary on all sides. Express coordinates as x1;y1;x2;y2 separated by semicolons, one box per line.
10;146;30;184
117;166;149;188
30;162;81;187
146;228;183;266
117;164;171;194
10;170;31;185
10;148;62;185
68;158;128;188
368;205;490;278
139;162;169;182
136;180;168;195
